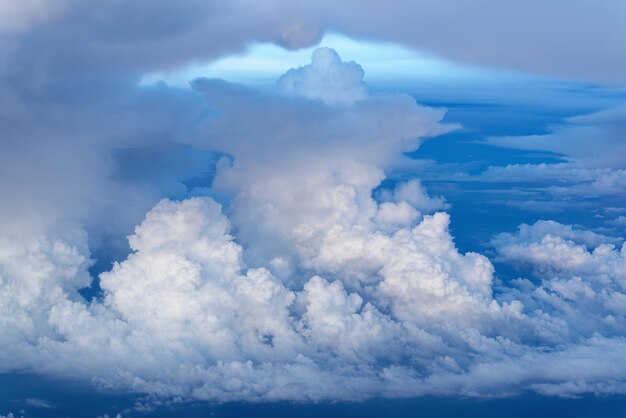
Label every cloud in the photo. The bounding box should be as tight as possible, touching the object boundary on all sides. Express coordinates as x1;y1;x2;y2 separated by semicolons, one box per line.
2;0;626;411
492;220;622;251
0;226;92;368
23;398;53;409
1;196;489;401
449;106;626;214
378;179;449;214
0;195;548;401
0;71;220;264
3;1;626;82
0;49;458;401
480;107;626;201
493;220;626;338
188;55;451;281
277;47;367;105
2;47;626;404
609;216;626;229
325;0;626;83
486;107;626;169
0;0;68;31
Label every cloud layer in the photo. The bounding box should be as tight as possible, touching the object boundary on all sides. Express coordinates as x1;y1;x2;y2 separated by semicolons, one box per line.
2;0;626;82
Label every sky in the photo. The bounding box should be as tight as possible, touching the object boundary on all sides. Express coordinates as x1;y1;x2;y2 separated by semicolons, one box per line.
1;1;626;417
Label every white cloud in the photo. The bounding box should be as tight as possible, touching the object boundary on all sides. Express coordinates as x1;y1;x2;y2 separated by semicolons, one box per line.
190;56;451;285
378;179;449;214
2;46;626;405
492;220;622;250
610;216;626;229
277;47;367;105
0;227;91;369
493;220;626;339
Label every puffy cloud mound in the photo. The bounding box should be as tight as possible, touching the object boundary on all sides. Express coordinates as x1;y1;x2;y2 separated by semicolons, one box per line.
277;47;367;105
494;221;626;338
0;227;91;368
2;47;626;404
0;196;500;401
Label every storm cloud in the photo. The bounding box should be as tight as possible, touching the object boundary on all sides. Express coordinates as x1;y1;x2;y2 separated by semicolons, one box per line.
1;0;626;411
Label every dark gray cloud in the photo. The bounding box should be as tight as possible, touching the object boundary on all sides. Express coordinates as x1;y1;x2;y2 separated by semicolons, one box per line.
2;0;625;82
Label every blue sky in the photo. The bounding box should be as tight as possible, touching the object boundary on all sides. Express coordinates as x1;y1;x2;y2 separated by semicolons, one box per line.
2;2;626;417
140;32;510;86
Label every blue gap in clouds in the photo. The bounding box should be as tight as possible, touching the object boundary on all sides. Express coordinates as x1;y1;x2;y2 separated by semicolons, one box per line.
374;80;626;286
403;99;569;259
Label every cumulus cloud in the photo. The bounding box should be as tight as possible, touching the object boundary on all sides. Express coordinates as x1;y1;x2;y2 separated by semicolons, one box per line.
492;220;622;251
0;196;493;401
378;179;449;214
493;220;626;337
187;54;451;282
1;47;626;405
0;196;563;401
277;47;367;105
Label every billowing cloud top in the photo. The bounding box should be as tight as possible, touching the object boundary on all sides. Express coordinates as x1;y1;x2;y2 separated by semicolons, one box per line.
277;47;367;105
